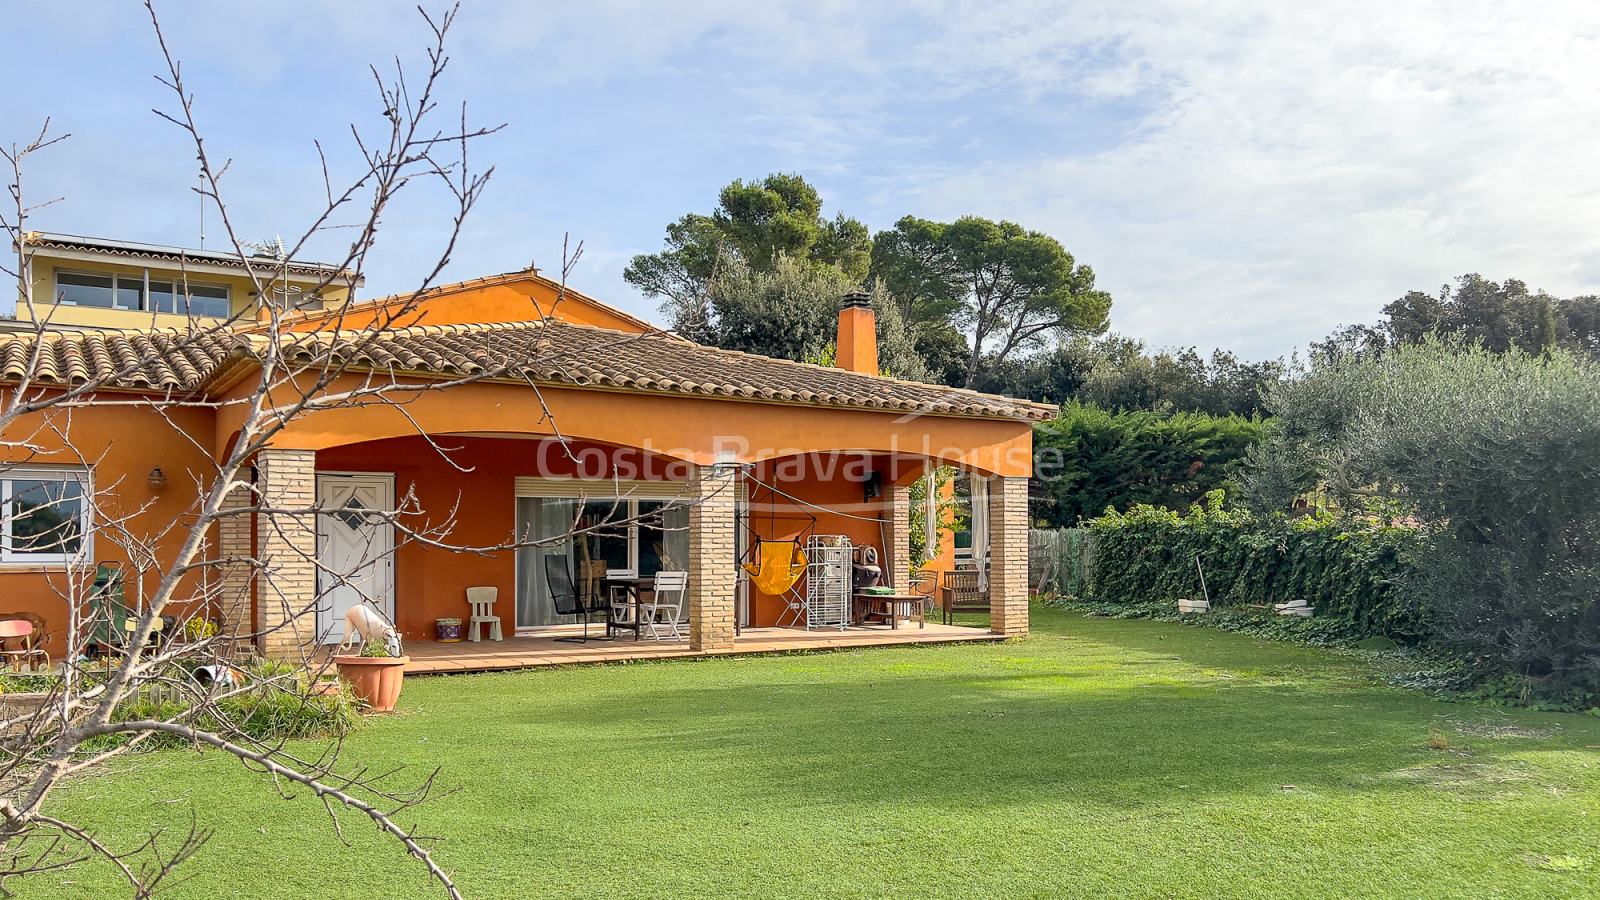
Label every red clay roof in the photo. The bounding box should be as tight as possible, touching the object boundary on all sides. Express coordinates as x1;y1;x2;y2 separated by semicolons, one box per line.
0;320;1057;421
0;328;236;391
282;320;1058;420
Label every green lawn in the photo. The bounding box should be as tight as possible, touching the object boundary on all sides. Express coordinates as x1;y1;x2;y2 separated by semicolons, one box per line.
34;605;1600;899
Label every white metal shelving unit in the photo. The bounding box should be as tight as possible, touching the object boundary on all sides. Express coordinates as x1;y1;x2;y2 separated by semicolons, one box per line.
803;536;852;630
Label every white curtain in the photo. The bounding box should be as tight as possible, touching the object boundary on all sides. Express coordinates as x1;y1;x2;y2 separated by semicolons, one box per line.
515;498;693;628
658;504;691;573
969;475;990;591
515;497;577;627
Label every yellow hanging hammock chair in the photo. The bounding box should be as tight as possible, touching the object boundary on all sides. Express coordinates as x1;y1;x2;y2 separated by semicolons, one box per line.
743;539;808;595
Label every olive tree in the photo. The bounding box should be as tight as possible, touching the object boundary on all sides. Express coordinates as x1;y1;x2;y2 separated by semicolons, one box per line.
1242;339;1600;702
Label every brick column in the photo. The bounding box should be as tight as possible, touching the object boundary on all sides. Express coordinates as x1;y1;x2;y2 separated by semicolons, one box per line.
687;464;737;651
215;481;255;657
255;449;319;659
988;475;1029;636
886;482;912;590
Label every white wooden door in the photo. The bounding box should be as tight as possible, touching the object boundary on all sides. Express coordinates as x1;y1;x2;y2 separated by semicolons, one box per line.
315;474;395;644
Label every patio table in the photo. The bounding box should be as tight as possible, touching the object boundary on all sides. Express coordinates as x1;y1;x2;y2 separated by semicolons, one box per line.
602;575;655;641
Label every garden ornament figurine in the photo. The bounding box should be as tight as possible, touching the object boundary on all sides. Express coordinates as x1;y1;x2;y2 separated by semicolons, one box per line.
341;604;403;658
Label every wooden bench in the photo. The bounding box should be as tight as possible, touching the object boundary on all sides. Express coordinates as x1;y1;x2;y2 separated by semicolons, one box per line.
940;569;990;626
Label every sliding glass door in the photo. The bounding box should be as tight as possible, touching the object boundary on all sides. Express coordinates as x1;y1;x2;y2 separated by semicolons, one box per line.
514;497;576;628
514;497;691;630
639;500;691;578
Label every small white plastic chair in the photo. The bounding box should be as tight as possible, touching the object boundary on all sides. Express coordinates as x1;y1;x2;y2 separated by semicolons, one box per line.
639;571;688;641
466;586;503;641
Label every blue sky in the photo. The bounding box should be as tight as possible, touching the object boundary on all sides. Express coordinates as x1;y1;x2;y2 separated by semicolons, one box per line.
6;1;1599;360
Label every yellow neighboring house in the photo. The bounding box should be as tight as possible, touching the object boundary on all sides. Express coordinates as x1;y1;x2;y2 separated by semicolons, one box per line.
10;232;360;331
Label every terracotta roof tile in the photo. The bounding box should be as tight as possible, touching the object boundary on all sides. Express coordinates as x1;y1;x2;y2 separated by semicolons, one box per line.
0;320;1056;421
341;269;658;333
0;329;237;391
276;320;1057;421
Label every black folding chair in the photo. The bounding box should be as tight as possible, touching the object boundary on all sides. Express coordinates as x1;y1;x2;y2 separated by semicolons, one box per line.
544;555;612;643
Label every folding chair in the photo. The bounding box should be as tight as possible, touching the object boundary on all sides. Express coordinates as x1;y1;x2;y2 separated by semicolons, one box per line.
639;571;688;640
909;569;938;616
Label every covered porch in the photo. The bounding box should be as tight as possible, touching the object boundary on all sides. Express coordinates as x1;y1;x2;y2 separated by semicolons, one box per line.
227;431;1033;662
210;316;1051;663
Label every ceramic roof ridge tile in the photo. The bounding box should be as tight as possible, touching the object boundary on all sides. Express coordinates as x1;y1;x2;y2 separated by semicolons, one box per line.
675;330;1041;408
432;317;1049;416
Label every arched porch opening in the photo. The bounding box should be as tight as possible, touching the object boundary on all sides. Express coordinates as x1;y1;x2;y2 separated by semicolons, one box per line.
735;451;1028;636
227;433;712;652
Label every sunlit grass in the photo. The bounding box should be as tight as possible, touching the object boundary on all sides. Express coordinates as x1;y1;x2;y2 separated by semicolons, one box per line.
35;606;1600;899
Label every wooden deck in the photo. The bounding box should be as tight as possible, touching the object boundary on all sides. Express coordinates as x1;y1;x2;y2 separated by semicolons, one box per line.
400;623;1004;675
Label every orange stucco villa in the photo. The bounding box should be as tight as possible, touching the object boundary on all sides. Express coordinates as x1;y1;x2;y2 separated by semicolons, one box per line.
0;238;1050;664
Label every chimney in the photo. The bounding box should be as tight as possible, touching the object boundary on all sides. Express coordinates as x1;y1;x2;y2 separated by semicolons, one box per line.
837;291;877;375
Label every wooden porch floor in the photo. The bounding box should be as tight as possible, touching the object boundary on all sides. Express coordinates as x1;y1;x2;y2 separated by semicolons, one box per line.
400;623;1004;675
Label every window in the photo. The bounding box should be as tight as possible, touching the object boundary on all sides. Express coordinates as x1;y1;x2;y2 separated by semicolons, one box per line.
54;271;232;318
1;467;91;564
513;497;690;628
55;272;123;309
149;281;177;314
149;280;228;317
183;283;231;318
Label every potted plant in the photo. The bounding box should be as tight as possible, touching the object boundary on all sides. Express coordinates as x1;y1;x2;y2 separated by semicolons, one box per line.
184;616;219;643
333;640;409;713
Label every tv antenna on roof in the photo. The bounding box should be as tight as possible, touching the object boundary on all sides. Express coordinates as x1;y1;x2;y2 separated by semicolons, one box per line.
243;235;288;261
243;236;296;310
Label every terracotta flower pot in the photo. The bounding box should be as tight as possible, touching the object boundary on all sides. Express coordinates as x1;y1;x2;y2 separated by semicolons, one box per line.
333;655;409;712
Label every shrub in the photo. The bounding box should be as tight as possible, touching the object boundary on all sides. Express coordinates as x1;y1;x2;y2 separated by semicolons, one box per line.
184;616;219;641
0;672;66;694
1085;491;1428;643
209;683;358;741
1243;339;1600;706
1032;402;1263;526
79;660;359;753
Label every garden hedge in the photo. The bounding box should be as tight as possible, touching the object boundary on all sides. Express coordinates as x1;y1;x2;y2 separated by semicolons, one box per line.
1085;492;1428;643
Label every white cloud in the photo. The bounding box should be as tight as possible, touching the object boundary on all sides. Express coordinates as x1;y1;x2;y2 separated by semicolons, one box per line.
895;1;1600;356
461;0;1600;357
9;1;1600;359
